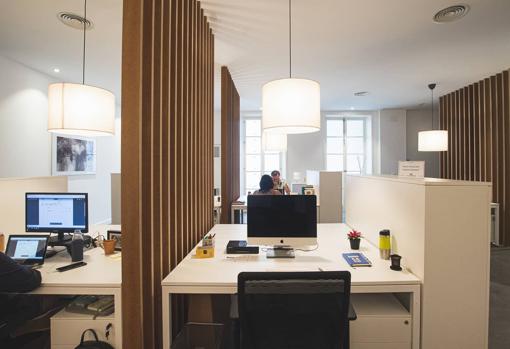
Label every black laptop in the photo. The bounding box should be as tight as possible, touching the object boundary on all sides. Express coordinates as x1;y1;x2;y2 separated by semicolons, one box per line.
5;235;49;266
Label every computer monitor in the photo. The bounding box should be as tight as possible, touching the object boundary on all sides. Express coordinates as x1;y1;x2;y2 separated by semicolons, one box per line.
247;195;317;249
25;193;88;245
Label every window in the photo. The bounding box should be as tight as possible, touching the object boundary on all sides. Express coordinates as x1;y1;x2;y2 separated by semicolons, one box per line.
326;117;367;173
243;118;285;195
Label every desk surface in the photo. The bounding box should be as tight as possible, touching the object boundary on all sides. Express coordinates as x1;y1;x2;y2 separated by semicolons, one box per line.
33;247;121;290
162;224;420;293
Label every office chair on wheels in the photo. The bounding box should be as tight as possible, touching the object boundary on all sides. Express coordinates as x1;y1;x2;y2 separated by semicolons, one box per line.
237;271;354;349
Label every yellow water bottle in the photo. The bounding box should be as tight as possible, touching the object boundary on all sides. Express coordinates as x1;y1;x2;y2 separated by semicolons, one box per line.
379;229;391;260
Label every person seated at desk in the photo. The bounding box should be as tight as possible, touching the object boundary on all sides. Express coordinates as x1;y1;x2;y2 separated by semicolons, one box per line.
271;170;290;195
252;175;282;195
0;252;41;293
0;252;47;348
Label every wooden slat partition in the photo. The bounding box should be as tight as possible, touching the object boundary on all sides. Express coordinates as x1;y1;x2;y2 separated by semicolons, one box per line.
220;67;240;223
121;0;214;347
439;68;510;246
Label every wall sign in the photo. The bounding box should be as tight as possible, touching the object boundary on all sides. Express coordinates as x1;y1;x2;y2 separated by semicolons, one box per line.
398;161;425;178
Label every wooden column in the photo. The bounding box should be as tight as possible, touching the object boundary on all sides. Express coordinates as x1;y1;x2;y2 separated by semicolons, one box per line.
220;67;240;223
121;0;215;347
439;68;510;246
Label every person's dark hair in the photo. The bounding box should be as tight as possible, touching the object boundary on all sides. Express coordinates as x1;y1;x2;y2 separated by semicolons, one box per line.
259;175;274;192
270;170;280;177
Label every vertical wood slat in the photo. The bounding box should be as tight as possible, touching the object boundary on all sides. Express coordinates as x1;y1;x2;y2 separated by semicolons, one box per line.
122;0;215;347
220;67;241;223
440;68;510;246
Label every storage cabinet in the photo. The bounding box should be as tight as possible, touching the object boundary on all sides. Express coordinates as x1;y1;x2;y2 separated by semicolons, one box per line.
350;293;411;349
50;309;116;349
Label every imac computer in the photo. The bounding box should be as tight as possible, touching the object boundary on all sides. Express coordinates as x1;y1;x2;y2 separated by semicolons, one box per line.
247;195;317;258
25;193;89;247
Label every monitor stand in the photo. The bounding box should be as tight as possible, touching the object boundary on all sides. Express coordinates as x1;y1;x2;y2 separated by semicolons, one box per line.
48;232;73;247
266;245;295;259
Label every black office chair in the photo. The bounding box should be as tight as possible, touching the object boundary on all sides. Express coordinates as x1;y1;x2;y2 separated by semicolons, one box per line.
237;271;353;349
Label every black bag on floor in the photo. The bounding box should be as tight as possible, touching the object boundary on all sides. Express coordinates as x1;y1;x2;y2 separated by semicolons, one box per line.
75;329;114;349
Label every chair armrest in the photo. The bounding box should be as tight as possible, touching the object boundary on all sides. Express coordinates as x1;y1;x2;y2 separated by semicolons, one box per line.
348;301;357;321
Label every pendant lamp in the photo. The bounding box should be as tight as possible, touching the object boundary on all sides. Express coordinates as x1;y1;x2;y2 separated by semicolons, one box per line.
262;131;287;152
48;0;115;136
262;0;320;134
418;84;448;151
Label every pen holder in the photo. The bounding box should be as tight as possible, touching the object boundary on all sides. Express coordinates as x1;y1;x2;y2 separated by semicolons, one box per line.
202;234;215;247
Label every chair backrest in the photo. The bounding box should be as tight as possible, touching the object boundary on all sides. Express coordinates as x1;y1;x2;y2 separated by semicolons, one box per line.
238;271;351;349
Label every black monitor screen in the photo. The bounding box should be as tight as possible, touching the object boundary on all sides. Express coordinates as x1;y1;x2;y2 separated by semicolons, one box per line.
247;195;317;238
25;193;88;233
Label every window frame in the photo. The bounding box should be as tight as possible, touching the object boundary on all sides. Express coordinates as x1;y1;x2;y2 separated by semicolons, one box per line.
325;115;369;174
241;116;286;196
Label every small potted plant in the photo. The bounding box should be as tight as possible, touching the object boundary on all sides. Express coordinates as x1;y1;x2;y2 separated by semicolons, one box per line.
347;230;362;250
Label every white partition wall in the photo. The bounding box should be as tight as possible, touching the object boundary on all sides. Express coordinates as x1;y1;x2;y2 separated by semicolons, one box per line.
345;175;491;349
0;176;68;239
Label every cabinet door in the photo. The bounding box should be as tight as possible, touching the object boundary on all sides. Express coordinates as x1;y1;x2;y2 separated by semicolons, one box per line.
350;316;411;343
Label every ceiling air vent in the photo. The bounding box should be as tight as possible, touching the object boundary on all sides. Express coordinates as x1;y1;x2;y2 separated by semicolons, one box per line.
354;91;369;97
58;12;93;30
433;5;470;23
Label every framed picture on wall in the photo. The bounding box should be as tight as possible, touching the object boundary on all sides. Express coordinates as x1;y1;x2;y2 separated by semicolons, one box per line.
52;135;96;176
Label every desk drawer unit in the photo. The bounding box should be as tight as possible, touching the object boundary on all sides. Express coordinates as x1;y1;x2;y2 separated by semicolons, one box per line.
350;293;411;349
50;309;116;348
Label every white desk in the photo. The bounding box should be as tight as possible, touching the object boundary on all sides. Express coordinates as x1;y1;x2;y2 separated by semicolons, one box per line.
27;225;122;348
161;224;421;349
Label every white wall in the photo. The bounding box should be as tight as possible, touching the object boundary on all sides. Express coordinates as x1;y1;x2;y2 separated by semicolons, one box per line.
406;108;440;178
0;55;121;225
379;109;407;175
287;129;325;182
0;56;53;177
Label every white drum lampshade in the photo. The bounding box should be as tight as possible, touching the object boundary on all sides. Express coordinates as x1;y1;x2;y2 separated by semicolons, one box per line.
262;78;320;134
48;83;115;136
418;130;448;151
262;131;287;152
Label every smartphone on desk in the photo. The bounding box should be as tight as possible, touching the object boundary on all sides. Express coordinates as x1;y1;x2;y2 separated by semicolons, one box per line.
56;261;87;272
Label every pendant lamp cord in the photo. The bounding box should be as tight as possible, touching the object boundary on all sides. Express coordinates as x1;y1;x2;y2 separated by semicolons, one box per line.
428;83;436;130
431;87;433;129
289;0;292;78
82;0;87;85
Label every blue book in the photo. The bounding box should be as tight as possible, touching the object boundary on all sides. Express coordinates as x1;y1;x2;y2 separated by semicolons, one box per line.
342;253;372;267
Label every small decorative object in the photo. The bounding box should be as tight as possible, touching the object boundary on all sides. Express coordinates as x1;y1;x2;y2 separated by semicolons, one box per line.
347;230;362;250
52;135;96;175
379;229;391;260
390;254;403;271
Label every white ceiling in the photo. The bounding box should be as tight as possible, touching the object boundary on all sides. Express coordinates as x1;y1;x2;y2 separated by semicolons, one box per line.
1;0;510;112
205;0;510;110
0;0;122;104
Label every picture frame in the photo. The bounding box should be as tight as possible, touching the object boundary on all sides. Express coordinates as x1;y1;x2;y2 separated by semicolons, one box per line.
52;134;96;176
303;187;315;195
107;230;122;251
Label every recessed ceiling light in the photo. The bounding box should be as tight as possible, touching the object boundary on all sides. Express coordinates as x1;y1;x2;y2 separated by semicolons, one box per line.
354;91;368;97
53;68;60;73
350;107;355;110
58;12;93;30
433;5;470;23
